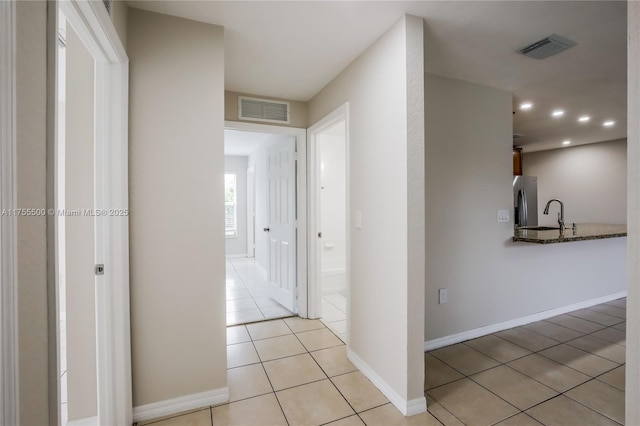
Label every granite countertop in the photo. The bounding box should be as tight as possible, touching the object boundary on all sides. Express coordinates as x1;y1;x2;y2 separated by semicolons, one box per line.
513;223;627;244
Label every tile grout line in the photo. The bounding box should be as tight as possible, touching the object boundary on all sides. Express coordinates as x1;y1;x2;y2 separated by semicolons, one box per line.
423;391;466;425
559;379;625;425
283;319;362;424
247;321;291;426
426;300;626;426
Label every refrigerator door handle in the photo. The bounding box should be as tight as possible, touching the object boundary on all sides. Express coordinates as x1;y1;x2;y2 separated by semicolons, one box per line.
522;189;528;226
517;189;528;226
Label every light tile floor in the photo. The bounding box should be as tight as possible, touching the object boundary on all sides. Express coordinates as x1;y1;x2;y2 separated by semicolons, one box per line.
426;297;626;425
321;292;348;343
226;258;294;326
139;298;626;426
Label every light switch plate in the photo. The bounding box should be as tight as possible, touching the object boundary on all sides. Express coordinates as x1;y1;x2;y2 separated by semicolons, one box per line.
497;209;510;223
438;288;448;304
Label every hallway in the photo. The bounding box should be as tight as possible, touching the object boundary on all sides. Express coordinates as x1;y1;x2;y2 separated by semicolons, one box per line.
138;298;626;425
226;258;294;326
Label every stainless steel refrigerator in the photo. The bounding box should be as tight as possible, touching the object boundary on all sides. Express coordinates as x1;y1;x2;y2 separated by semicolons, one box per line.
513;176;538;227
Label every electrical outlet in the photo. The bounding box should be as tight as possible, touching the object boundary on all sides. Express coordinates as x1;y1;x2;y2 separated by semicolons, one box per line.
438;288;448;304
497;209;510;223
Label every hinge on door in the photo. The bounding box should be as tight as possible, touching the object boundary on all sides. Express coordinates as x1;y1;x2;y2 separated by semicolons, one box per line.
294;153;298;161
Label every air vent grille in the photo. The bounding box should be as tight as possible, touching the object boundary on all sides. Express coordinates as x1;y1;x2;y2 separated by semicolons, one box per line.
519;34;576;60
239;96;290;124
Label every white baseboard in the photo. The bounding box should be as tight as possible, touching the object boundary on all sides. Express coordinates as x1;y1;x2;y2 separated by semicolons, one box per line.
321;268;346;277
225;254;249;259
66;416;98;425
424;291;627;351
347;349;426;416
321;287;347;296
321;268;347;295
133;387;229;423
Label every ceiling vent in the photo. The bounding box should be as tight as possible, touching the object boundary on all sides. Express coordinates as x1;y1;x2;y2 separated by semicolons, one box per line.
239;96;290;124
519;34;577;60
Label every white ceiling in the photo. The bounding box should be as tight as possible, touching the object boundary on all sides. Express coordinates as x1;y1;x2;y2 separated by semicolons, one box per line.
128;1;627;152
224;129;272;156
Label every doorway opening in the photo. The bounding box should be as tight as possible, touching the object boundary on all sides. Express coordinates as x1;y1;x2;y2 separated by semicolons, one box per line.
52;3;131;425
224;123;307;326
308;104;349;343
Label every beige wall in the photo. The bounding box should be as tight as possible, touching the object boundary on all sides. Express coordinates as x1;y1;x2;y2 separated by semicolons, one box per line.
225;90;308;128
524;139;627;225
128;8;227;406
16;2;49;425
424;74;626;344
627;2;640;424
309;15;425;410
111;0;128;48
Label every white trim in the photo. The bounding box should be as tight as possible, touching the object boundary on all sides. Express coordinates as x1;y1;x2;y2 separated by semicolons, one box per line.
0;1;19;425
321;267;346;277
424;291;627;351
54;2;131;425
224;121;308;317
348;349;426;416
133;387;229;423
307;104;350;321
225;254;249;259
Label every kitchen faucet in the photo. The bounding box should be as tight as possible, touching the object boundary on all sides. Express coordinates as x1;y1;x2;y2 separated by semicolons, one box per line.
543;199;566;231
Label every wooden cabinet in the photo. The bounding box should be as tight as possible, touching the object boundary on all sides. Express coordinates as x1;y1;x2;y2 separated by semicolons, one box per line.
513;148;523;176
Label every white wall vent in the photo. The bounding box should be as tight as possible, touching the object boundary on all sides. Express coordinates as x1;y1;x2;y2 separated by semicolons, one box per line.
239;96;290;124
519;34;577;60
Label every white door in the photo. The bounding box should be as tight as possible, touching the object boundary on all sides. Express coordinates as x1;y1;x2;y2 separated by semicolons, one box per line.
63;21;99;424
265;138;297;311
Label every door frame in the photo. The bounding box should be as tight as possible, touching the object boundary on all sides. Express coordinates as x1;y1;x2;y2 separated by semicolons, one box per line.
307;103;350;321
0;0;19;424
48;1;131;425
224;121;309;317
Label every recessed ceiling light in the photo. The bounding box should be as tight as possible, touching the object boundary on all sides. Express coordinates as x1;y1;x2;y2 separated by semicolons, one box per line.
603;120;615;127
551;110;565;117
520;102;533;110
578;116;590;123
562;140;571;145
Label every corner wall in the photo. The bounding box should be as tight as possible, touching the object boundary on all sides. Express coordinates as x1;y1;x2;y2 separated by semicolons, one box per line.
308;15;426;414
128;8;227;409
16;2;49;425
424;74;626;344
524;139;627;225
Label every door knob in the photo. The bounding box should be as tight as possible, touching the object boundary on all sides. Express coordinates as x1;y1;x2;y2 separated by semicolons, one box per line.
263;227;270;232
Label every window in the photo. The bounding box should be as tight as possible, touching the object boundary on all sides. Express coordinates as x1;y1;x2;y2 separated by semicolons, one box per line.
225;173;237;238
